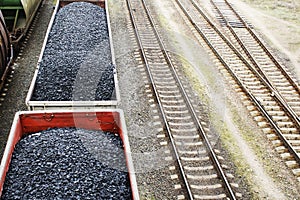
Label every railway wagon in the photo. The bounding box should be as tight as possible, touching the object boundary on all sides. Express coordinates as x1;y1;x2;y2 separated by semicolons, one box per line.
0;10;13;91
0;110;139;199
26;0;120;110
0;0;42;44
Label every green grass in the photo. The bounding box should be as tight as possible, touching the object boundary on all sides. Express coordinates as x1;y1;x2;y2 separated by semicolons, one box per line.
242;0;300;25
179;56;209;103
215;118;259;199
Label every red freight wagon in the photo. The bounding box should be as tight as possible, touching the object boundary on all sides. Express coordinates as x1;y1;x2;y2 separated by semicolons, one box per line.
0;110;139;199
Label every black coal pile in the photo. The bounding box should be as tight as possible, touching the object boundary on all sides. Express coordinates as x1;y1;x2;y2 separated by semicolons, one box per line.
1;128;132;199
31;2;115;101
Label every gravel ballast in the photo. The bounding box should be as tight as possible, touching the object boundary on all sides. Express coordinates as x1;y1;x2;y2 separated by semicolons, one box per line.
31;2;115;101
1;127;131;199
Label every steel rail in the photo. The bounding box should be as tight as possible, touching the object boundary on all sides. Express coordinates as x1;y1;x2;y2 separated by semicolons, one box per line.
127;0;237;198
175;0;300;164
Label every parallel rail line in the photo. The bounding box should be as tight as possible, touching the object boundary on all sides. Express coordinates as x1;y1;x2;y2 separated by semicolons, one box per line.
174;0;300;180
127;0;239;198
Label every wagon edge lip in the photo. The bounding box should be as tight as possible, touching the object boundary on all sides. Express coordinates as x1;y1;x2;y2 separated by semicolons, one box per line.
0;111;21;196
0;109;140;199
117;109;140;200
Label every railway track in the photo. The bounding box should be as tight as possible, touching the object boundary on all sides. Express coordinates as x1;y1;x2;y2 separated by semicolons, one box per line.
174;0;300;181
211;0;300;115
126;0;242;199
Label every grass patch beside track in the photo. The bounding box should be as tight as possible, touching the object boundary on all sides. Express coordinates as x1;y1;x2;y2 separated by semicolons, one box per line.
241;0;299;25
